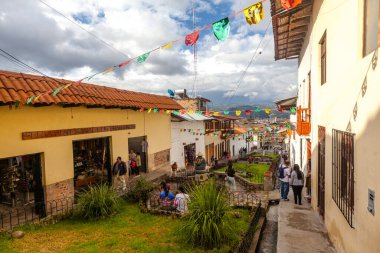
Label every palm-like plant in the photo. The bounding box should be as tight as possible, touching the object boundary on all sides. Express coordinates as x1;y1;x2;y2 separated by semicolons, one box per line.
181;179;232;249
75;184;121;220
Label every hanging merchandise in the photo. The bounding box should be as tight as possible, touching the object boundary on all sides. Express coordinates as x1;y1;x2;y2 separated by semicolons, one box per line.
185;30;200;46
281;0;302;10
244;2;264;25
137;52;150;63
212;17;230;42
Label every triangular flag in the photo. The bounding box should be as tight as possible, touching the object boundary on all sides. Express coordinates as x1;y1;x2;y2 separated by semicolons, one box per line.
290;107;297;114
213;111;219;116
61;83;73;91
139;107;145;112
165;110;172;114
103;67;113;74
278;108;284;112
148;108;152;113
14;100;20;109
236;110;241;116
224;111;230;115
281;0;302;10
159;109;164;114
244;2;264;25
185;31;199;46
265;109;271;114
245;110;251;115
137;52;150;63
153;108;158;113
34;94;43;102
119;60;131;68
188;110;194;115
212;17;230;42
255;108;261;113
162;42;173;49
53;86;64;96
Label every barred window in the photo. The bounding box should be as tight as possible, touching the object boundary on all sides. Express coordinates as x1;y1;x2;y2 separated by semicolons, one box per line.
332;129;355;227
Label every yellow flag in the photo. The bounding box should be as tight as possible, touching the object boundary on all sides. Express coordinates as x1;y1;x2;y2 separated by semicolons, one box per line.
34;94;43;102
188;110;194;115
235;110;242;116
165;110;172;114
265;109;271;114
61;83;72;91
244;2;264;25
103;67;113;75
213;111;219;116
162;42;173;49
148;108;152;113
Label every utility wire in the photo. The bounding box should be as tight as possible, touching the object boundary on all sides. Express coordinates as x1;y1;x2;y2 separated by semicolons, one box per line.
38;0;130;59
223;20;272;105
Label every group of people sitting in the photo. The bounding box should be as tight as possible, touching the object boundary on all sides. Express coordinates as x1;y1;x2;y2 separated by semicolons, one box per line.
159;181;190;214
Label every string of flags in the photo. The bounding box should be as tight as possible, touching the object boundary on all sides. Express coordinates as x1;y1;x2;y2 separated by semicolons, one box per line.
142;107;297;116
22;0;302;105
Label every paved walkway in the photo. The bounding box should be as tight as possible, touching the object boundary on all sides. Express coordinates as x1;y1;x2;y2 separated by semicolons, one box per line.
277;193;336;253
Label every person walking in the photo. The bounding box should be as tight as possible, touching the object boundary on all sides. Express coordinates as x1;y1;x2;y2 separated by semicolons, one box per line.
225;160;236;192
135;152;142;175
290;164;304;205
278;160;291;201
112;156;127;191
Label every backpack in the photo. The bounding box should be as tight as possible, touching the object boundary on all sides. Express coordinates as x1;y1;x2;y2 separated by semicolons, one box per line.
278;165;287;179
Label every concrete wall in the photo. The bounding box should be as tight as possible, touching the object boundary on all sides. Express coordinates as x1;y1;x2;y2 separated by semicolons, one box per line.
170;120;205;169
297;1;380;252
0;105;172;199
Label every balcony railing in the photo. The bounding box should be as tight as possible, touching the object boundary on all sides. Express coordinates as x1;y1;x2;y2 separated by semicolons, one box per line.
297;108;311;136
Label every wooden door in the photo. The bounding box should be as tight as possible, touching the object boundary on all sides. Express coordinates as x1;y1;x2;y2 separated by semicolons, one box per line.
318;126;326;219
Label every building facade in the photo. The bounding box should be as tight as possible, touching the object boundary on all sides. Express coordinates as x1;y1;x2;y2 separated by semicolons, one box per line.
0;70;181;206
271;1;380;252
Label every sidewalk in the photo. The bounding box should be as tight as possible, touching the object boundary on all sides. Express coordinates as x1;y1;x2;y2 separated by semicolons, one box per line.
277;195;336;253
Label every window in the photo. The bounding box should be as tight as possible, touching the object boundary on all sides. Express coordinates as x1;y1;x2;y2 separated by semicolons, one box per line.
363;0;380;56
332;129;355;227
320;32;327;85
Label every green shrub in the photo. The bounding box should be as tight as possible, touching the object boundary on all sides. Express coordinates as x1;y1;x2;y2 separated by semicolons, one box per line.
127;177;154;203
180;179;232;249
75;184;121;220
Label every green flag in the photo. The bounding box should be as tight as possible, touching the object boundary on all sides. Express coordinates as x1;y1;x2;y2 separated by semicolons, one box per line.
137;52;150;63
212;17;230;41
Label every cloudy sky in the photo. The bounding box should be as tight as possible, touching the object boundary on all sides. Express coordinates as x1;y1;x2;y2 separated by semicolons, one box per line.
0;0;298;105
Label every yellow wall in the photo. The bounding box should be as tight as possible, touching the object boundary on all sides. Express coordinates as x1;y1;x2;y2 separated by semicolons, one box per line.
297;1;380;252
0;105;171;186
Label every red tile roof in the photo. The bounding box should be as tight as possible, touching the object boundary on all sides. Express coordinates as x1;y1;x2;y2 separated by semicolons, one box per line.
0;70;182;109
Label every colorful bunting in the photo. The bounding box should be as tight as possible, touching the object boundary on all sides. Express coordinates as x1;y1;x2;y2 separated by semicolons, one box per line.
281;0;302;10
137;52;150;63
212;17;230;42
185;31;200;46
224;111;230;115
265;109;271;114
148;108;152;113
103;67;113;74
235;110;242;116
244;2;264;25
53;86;64;96
290;107;297;114
245;110;251;115
255;108;261;113
153;108;159;113
213;111;220;116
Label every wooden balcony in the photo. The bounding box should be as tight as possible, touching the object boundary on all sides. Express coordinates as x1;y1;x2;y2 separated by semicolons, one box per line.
297;108;311;136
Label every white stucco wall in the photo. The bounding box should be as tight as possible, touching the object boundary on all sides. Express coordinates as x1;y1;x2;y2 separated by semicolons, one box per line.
296;1;380;252
170;120;205;169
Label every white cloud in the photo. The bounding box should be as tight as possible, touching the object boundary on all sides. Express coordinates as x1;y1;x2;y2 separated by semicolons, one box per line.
0;0;297;104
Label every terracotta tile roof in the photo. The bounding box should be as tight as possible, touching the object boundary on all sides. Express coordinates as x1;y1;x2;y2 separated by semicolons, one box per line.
0;70;182;109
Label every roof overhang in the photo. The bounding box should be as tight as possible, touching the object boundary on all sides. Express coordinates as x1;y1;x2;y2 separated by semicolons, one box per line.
270;0;313;60
274;96;298;110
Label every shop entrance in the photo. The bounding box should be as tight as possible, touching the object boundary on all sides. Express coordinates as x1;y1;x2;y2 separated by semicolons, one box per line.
72;137;111;190
128;136;148;173
0;154;45;213
184;143;196;167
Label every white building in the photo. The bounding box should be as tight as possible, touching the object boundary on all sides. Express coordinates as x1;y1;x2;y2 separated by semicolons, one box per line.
170;113;210;169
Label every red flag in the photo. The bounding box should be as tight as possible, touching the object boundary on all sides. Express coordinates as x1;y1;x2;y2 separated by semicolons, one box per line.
118;60;131;68
278;108;284;112
185;31;200;46
245;110;251;115
281;0;302;10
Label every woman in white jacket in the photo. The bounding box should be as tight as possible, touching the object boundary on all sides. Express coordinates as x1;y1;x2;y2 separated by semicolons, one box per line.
290;164;304;205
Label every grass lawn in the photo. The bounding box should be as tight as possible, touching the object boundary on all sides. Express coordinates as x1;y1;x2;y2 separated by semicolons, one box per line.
216;163;270;183
0;201;252;253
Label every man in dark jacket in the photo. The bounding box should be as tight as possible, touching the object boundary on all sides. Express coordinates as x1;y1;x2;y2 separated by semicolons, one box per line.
113;156;127;190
